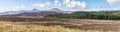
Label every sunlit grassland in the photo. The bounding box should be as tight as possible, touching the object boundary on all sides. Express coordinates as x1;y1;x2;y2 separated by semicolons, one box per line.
0;21;98;32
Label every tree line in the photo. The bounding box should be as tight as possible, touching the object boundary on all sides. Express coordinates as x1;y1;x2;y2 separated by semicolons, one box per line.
47;10;120;20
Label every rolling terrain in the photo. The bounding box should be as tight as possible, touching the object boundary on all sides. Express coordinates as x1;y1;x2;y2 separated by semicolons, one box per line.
0;16;120;32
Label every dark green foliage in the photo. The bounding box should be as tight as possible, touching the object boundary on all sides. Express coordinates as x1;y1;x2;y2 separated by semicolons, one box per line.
47;11;120;20
47;13;71;18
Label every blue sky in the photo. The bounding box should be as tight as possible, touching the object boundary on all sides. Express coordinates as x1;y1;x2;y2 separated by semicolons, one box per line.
0;0;120;12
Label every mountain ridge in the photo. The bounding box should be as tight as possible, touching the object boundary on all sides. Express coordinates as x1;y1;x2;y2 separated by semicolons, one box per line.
0;8;73;16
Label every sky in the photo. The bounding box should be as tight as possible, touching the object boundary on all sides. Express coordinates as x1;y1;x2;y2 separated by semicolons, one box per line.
0;0;120;12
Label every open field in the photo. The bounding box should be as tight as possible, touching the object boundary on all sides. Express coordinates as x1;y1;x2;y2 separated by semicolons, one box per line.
1;21;96;32
0;16;120;32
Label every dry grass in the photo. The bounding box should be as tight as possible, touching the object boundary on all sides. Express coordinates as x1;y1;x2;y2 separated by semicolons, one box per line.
0;21;97;32
0;16;120;32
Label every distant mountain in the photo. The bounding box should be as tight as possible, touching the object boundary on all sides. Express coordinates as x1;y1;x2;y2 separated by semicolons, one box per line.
0;10;26;15
50;8;73;14
1;8;72;16
0;8;41;15
11;11;60;16
50;8;62;12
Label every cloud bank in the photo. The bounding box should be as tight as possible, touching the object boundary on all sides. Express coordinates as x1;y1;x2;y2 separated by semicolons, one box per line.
107;0;120;5
33;2;51;8
16;5;26;9
19;0;86;10
65;0;86;9
55;0;61;7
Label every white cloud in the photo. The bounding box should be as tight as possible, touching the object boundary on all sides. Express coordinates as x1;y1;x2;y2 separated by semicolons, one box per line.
0;9;4;12
55;0;59;4
57;4;61;7
78;1;86;9
54;0;61;7
16;5;26;9
34;3;46;8
46;2;51;5
66;1;77;8
84;8;120;11
63;0;71;4
33;2;51;8
0;8;12;12
107;0;120;5
65;0;86;9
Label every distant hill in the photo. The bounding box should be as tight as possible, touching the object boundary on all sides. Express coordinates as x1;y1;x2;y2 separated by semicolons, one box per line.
1;8;72;16
11;11;60;16
0;9;41;15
